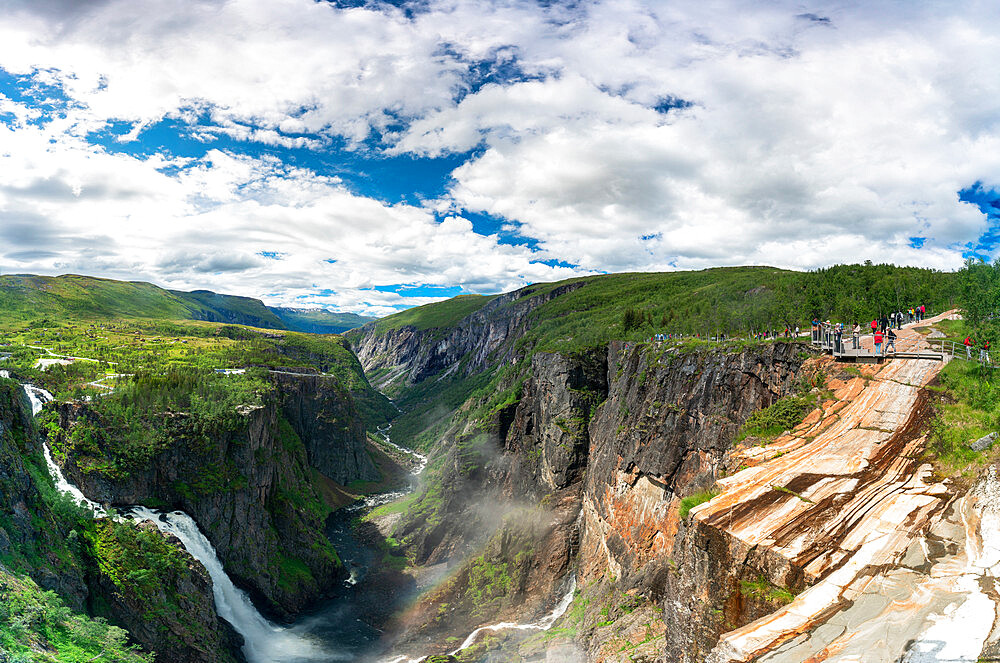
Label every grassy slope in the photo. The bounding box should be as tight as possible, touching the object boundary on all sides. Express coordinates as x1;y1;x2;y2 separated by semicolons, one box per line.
373;294;497;336
171;289;287;329
0;273;287;330
0;274;192;325
369;264;960;357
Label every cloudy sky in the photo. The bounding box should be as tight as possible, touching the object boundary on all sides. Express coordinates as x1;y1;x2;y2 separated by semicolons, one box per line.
1;0;999;315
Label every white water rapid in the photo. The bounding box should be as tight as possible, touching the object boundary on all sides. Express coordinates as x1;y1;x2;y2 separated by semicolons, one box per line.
376;423;428;474
19;383;333;663
381;577;577;663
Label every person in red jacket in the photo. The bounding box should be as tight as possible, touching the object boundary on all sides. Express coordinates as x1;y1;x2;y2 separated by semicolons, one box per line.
874;329;883;356
871;319;878;333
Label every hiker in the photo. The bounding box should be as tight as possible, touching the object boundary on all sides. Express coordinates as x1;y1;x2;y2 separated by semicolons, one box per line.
964;335;973;359
874;329;883;356
886;327;897;354
853;323;861;349
871;319;878;334
919;304;925;321
834;324;843;353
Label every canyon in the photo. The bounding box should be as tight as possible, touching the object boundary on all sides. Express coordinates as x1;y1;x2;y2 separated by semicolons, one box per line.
1;272;995;662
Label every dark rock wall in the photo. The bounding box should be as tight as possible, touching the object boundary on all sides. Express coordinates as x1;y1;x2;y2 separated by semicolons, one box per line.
273;371;379;484
55;389;342;619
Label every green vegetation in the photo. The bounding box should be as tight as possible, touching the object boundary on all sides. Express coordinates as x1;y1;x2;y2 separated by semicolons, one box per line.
925;358;1000;480
49;368;272;479
373;294;496;336
738;394;817;441
770;485;814;503
0;571;152;663
739;575;796;605
678;490;718;518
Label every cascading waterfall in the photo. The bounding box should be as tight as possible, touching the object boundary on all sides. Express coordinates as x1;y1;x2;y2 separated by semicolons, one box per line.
448;577;578;655
381;577;578;663
20;383;332;663
131;507;334;663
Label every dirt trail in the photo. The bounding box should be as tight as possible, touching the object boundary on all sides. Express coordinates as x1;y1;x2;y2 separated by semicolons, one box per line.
696;310;999;662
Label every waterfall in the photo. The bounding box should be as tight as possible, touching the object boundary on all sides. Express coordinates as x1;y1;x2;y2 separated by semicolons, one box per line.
130;507;335;663
24;385;110;517
20;383;334;663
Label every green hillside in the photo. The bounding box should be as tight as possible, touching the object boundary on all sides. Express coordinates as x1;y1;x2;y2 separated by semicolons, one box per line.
372;264;961;354
0;274;192;325
172;289;286;329
271;307;375;334
0;274;290;331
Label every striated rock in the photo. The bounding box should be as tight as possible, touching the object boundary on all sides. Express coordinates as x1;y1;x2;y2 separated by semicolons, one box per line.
580;341;806;592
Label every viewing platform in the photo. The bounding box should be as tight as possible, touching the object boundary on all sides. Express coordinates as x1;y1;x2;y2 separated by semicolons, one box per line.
811;322;944;363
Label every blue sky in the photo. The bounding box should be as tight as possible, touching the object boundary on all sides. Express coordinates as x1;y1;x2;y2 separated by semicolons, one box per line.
1;0;999;315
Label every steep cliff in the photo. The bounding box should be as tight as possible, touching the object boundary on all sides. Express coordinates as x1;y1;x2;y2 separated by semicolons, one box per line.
380;341;810;659
51;382;345;619
273;371;380;484
349;282;585;393
0;378;239;662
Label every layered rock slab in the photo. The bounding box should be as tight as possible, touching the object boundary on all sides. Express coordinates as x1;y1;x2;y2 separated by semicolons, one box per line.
698;357;951;662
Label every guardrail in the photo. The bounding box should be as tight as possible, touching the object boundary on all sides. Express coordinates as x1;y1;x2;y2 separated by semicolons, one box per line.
928;339;994;366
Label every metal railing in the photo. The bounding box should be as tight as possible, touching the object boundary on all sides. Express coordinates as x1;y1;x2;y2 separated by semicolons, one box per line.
928;339;994;366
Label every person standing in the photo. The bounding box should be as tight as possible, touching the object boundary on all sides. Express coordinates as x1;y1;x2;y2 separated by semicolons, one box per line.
874;329;883;356
853;323;861;349
871;318;878;334
835;324;843;353
886;327;897;354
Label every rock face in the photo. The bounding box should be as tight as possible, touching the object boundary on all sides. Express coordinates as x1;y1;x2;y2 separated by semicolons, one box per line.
272;371;379;484
53;380;344;619
0;379;240;662
349;281;587;391
580;341;804;589
0;380;88;608
85;520;246;663
383;342;809;659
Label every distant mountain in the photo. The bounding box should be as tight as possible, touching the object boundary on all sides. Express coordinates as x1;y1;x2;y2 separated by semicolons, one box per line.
171;288;287;329
0;273;382;333
269;307;375;334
